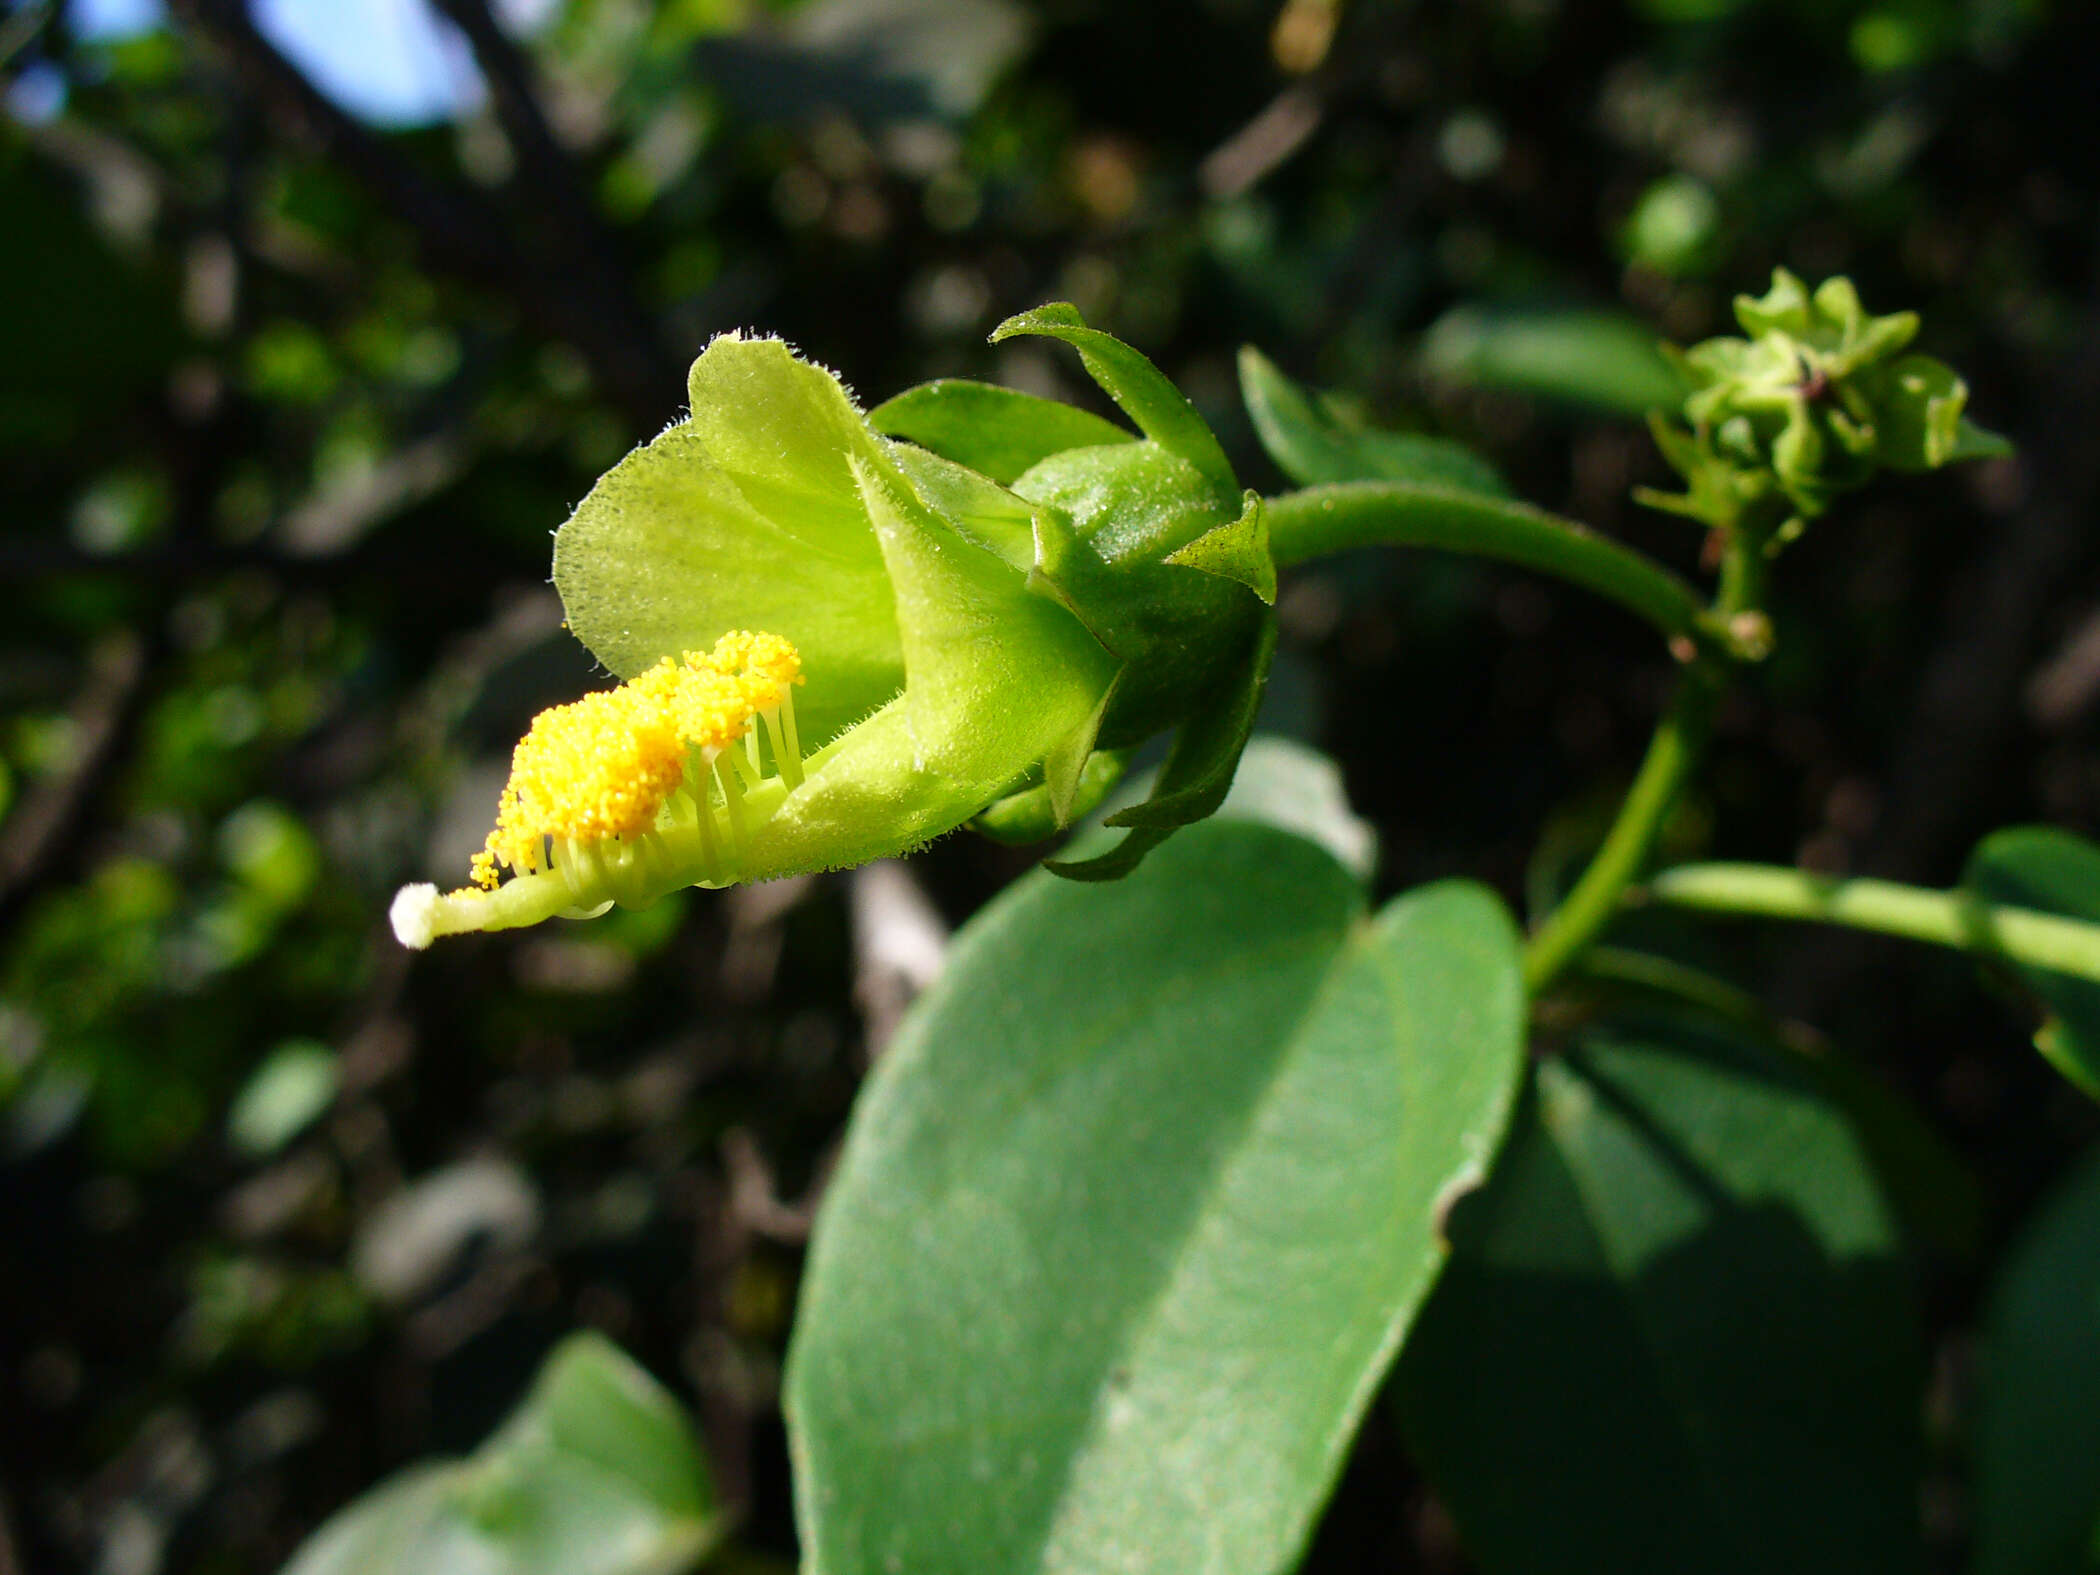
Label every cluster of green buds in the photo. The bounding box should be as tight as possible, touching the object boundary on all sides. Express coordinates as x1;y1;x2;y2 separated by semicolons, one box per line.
1639;269;2009;548
391;306;1275;948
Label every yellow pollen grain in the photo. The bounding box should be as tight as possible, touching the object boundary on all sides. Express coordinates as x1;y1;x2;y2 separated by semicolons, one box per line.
466;632;804;890
704;629;804;712
479;685;689;881
630;654;756;754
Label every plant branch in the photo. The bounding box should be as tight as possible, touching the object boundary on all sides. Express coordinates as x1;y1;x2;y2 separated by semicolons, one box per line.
0;632;158;936
1264;482;1720;655
1647;863;2100;984
1520;527;1770;995
421;0;672;409
169;0;678;429
1521;668;1718;995
425;0;596;240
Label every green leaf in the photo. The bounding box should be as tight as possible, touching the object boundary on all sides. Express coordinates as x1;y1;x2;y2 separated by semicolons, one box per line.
991;303;1239;505
786;821;1528;1575
1209;735;1379;883
1421;305;1686;417
869;379;1135;485
1964;827;2100;1100
1796;1037;1984;1265
1570;948;1982;1263
1395;1011;1921;1575
283;1333;721;1575
1238;346;1508;497
1974;1144;2100;1575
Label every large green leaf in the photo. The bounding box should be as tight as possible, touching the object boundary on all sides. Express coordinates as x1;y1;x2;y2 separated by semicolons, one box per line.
1974;1144;2100;1575
1396;1011;1921;1575
785;819;1527;1575
282;1333;721;1575
1964;826;2100;1099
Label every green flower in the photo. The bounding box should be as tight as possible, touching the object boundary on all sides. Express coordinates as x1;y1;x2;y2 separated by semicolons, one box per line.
391;307;1275;948
1640;269;2010;544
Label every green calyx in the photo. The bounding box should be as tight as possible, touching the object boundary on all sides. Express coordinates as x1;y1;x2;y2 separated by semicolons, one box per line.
876;303;1277;876
1638;269;2010;546
407;311;1277;943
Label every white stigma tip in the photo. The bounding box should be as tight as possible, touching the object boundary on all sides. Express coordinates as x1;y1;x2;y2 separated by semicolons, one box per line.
390;883;442;950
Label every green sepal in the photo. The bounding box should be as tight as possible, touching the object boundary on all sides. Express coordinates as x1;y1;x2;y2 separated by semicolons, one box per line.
1045;676;1118;824
1864;354;2012;471
1017;441;1265;746
991;303;1239;507
887;442;1041;572
1048;617;1276;880
869;378;1135;485
1163;491;1276;605
971;750;1131;846
1238;345;1509;497
850;454;1118;788
1105;617;1274;829
1044;819;1172;884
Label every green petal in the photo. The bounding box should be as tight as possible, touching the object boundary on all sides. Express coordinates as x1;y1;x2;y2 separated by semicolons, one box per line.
553;336;906;747
682;334;891;535
870;378;1135;484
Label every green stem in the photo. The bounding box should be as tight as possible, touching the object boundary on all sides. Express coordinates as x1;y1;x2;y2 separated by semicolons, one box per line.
1264;482;1715;653
1519;527;1769;996
1648;863;2100;984
1521;669;1717;995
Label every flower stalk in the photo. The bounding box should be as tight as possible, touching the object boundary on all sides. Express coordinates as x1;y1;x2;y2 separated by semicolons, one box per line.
1646;864;2100;985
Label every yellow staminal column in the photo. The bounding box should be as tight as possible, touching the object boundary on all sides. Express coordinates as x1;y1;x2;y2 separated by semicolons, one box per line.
391;633;805;949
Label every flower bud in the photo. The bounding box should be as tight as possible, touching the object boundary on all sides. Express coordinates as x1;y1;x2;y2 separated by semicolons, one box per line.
1639;269;2009;545
393;310;1276;945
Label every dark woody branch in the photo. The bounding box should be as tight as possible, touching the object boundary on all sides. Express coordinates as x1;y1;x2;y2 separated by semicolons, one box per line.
168;0;682;431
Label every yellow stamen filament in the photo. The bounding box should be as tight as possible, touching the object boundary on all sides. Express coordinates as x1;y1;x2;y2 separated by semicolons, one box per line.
463;630;806;900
